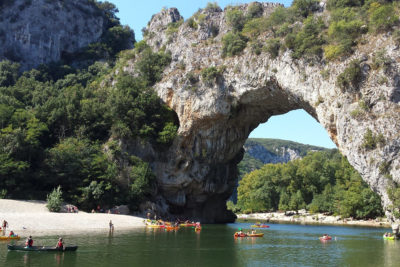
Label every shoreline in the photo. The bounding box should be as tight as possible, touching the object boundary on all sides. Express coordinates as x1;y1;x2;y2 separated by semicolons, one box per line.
236;211;391;228
0;200;146;237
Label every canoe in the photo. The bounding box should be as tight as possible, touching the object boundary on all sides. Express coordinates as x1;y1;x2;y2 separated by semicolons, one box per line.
179;223;196;227
0;236;20;240
8;245;78;251
383;235;396;240
165;226;179;230
234;232;247;237
251;225;269;228
319;236;332;241
248;233;264;237
146;224;165;228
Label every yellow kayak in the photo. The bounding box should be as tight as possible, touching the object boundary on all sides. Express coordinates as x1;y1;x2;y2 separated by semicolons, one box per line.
146;224;165;228
0;236;20;240
383;235;395;240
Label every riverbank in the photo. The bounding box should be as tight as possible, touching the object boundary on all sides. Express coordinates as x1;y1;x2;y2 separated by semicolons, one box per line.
0;200;146;237
236;210;391;228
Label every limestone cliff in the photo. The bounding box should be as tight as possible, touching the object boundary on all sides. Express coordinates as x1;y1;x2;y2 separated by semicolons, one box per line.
0;0;106;70
129;3;400;223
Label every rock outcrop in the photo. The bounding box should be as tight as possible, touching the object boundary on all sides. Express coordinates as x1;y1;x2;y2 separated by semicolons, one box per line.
130;3;400;223
2;1;400;224
0;0;105;70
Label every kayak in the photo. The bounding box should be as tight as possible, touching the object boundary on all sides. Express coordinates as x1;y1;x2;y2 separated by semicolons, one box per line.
234;232;247;237
8;245;78;251
251;225;270;228
179;223;196;227
0;236;20;240
165;226;179;231
146;224;165;228
248;233;264;237
383;235;396;240
319;236;332;241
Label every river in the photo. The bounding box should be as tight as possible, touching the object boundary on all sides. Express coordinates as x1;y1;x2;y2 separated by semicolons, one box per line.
0;221;397;267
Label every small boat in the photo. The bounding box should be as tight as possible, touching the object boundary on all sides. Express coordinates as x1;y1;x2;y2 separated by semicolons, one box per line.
383;235;396;240
165;226;179;231
319;235;332;241
247;233;264;237
234;232;247;238
0;236;20;240
251;224;270;228
179;223;196;227
7;245;78;252
146;224;165;228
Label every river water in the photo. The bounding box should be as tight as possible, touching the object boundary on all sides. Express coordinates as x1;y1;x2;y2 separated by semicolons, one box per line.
0;221;397;267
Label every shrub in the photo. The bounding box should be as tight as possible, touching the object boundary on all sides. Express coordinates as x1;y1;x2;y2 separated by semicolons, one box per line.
157;122;177;144
187;17;198;29
336;60;363;91
368;3;398;32
186;71;199;84
221;32;248;57
326;0;363;10
226;7;246;31
201;66;223;85
205;2;221;12
166;19;183;36
291;16;325;59
265;38;281;59
362;129;385;150
46;186;63;212
242;17;269;38
292;0;320;18
247;2;263;19
371;49;391;71
250;41;263;55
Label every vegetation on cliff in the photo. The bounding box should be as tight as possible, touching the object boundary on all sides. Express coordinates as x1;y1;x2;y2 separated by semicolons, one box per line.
0;1;178;211
230;150;384;220
220;0;398;63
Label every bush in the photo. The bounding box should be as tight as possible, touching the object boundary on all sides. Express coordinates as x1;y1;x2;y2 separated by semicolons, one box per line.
292;0;320;18
336;60;363;91
46;186;63;212
368;3;398;32
222;32;248;57
247;2;263;19
265;38;281;59
242;17;269;38
201;66;223;85
291;16;325;59
166;19;183;36
326;0;363;10
187;17;198;29
226;7;246;31
205;2;221;12
362;129;385;150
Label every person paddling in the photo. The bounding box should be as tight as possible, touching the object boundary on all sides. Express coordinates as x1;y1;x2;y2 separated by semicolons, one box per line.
56;237;64;249
25;235;33;248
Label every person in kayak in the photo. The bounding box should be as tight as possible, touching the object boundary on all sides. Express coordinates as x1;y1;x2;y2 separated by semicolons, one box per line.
56;237;64;249
9;230;15;237
25;236;33;248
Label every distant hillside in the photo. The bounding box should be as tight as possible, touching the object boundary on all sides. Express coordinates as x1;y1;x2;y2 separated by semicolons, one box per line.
232;138;332;202
238;138;331;177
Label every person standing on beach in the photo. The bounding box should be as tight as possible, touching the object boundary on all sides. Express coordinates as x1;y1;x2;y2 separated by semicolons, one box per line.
2;220;8;235
109;220;114;232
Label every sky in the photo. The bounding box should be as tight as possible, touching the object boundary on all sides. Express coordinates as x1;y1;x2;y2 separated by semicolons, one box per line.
107;0;337;149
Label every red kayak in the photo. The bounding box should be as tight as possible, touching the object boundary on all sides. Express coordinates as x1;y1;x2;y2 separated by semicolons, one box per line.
319;235;332;241
234;232;247;238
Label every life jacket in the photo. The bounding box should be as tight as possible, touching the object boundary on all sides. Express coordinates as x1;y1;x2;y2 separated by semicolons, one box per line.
57;241;63;248
26;239;33;247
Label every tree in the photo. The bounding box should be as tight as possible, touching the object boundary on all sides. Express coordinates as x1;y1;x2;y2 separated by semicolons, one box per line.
46;186;63;212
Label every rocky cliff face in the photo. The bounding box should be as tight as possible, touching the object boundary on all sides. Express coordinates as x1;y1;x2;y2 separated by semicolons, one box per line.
3;1;400;223
0;0;105;70
130;3;400;223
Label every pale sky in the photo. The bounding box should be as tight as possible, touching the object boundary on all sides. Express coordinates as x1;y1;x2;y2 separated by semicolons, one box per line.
107;0;337;149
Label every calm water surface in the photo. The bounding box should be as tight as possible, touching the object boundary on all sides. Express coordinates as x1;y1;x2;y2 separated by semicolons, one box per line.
0;221;397;267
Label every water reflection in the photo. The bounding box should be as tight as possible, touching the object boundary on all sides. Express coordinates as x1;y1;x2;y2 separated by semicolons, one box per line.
1;224;398;267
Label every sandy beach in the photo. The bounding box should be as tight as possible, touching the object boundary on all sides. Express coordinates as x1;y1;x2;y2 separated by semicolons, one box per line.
0;200;146;237
236;210;391;228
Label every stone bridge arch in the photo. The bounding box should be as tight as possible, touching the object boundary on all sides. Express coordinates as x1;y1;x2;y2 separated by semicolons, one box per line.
133;6;400;223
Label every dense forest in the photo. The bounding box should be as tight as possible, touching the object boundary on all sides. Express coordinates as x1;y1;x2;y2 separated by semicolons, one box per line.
229;150;384;219
0;2;178;211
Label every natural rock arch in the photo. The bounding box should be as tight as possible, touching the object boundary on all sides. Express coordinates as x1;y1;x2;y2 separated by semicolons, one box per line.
131;4;400;223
